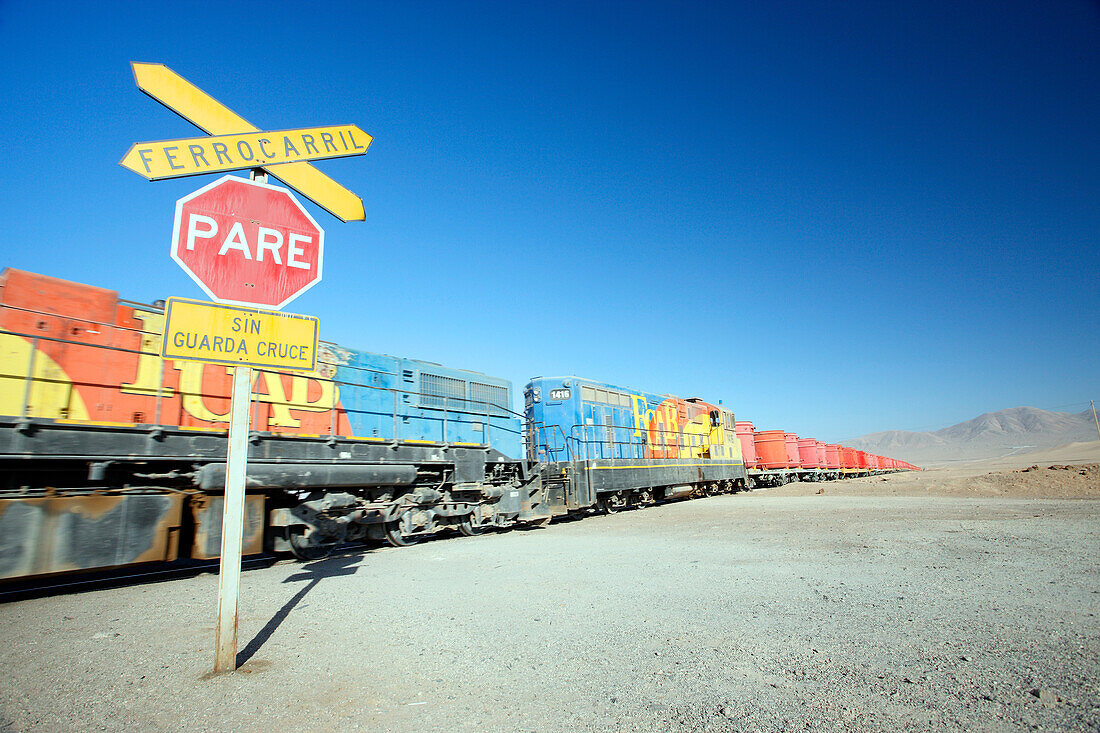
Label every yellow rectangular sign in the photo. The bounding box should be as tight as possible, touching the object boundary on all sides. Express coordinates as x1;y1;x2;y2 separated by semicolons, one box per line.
162;297;319;371
121;125;372;180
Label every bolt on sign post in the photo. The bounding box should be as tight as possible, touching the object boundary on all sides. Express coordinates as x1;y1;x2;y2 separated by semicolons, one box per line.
124;61;366;674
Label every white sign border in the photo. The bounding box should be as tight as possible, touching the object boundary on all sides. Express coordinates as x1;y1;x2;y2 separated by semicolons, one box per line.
170;174;325;311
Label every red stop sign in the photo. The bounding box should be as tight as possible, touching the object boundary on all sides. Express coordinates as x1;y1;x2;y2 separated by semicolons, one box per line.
170;175;324;310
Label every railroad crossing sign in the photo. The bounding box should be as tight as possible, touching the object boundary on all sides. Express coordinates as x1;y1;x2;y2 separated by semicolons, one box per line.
122;62;369;222
120;124;371;180
171;175;324;310
126;62;366;676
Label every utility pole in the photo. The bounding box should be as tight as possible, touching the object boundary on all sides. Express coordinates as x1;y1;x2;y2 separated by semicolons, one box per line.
1091;400;1100;442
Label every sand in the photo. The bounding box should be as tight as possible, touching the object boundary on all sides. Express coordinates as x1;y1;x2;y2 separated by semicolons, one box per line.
766;441;1100;500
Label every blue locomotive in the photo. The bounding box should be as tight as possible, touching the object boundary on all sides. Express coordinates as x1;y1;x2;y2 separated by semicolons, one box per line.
525;376;747;513
332;347;523;457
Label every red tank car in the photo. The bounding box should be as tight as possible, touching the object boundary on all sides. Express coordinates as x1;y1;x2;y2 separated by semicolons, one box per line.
736;421;758;468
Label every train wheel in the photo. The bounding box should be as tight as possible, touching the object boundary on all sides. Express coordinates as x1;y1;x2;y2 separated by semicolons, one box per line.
458;517;485;536
284;526;338;561
384;512;420;547
597;494;625;514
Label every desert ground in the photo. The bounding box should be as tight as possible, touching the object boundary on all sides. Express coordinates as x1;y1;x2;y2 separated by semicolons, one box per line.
765;440;1100;500
1;443;1097;732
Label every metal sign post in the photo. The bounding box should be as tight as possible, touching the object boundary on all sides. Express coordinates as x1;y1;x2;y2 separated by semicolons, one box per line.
213;168;266;673
213;363;253;673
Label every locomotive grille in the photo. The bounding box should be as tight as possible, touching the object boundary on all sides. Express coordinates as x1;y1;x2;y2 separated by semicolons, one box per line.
421;373;466;409
470;382;508;417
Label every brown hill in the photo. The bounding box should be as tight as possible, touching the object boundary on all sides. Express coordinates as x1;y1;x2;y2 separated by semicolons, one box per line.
846;407;1099;467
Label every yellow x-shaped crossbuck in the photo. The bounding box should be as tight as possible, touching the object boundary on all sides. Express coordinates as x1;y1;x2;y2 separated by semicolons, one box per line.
125;63;369;222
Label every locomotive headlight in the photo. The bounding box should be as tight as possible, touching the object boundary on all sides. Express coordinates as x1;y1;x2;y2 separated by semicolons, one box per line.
532;387;542;403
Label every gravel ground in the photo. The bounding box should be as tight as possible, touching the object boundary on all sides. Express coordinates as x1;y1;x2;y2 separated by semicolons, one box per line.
766;463;1100;500
2;489;1098;732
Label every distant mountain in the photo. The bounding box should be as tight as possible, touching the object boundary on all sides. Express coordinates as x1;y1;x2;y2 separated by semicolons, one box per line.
846;407;1099;467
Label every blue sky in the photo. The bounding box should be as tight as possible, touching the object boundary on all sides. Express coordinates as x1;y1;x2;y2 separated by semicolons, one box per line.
1;0;1097;441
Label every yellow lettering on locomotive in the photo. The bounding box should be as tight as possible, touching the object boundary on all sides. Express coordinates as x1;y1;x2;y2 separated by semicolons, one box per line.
121;311;175;397
175;365;339;427
683;412;712;459
177;362;232;422
0;333;90;420
664;403;679;455
252;372;336;428
630;394;652;438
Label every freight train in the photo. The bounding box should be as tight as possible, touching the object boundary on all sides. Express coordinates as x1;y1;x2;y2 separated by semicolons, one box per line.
0;268;916;581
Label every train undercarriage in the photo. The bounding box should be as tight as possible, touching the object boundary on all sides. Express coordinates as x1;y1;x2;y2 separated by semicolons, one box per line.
0;418;548;580
0;421;897;583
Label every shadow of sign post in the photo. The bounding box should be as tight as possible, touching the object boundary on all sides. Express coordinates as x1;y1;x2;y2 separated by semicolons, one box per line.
235;553;361;668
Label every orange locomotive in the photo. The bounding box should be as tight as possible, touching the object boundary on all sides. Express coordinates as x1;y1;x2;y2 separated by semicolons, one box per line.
0;269;543;580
